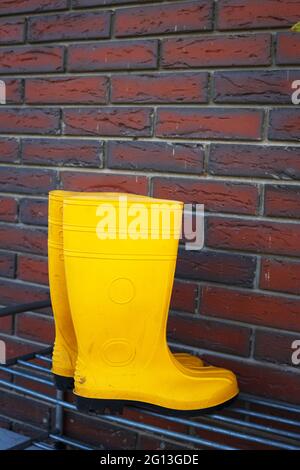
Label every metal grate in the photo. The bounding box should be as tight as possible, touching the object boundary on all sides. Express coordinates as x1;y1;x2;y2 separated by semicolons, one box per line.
0;301;300;450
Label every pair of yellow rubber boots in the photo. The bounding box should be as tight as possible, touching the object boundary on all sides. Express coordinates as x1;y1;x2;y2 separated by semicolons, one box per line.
48;190;238;414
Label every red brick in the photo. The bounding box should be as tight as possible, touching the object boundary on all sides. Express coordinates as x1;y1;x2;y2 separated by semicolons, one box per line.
0;18;24;44
16;313;54;344
202;285;300;332
209;144;300;179
107;141;204;174
0;279;48;304
214;70;300;104
0;196;17;222
202;353;300;404
0;46;64;73
1;79;23;105
276;32;300;65
0;0;67;15
170;280;198;314
269;109;300;141
0;167;57;194
115;1;213;37
0;417;9;429
111;72;208;103
0;251;15;278
68;40;157;72
0;316;12;334
156;108;263;140
0;138;19;163
153;178;259;215
176;249;257;287
260;258;300;295
192;423;262;450
0;225;47;255
28;11;110;42
207;216;300;257
17;254;48;285
264;185;300;218
138;435;190;450
25;76;108;104
168;314;251;356
22;138;102;168
217;0;300;30
19;198;48;226
0;333;42;359
162;34;271;68
61;171;148;194
124;407;187;434
0;108;60;135
0;389;51;429
64;411;137;449
13;373;55;400
63;107;153;137
14;366;55;398
254;330;300;366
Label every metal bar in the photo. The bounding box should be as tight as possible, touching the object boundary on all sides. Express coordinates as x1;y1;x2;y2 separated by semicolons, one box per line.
6;346;52;367
33;442;54;450
207;412;300;445
0;300;51;318
35;354;52;364
0;378;237;450
17;360;51;374
53;390;66;450
54;390;64;436
141;410;300;450
0;365;54;386
49;434;94;450
230;406;300;429
99;414;236;450
239;394;300;414
168;341;196;353
0;378;77;409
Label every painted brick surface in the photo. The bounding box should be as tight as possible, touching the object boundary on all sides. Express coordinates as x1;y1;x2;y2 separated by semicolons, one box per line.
217;0;300;30
161;34;271;68
68;40;158;71
111;72;208;103
0;46;64;73
115;1;213;37
0;18;25;44
28;11;111;42
107;141;204;173
22;138;103;167
156;108;263;140
25;77;109;104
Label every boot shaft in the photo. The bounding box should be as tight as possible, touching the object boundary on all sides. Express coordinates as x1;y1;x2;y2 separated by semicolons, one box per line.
63;194;183;376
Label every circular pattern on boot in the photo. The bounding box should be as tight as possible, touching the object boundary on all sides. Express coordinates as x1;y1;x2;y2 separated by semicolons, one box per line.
102;339;135;366
108;277;135;304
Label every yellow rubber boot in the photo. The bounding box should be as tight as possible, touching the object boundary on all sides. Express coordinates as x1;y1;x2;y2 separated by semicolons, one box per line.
48;190;203;391
63;193;238;414
48;190;78;390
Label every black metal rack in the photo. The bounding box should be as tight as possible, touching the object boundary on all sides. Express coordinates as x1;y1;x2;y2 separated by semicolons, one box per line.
0;301;300;450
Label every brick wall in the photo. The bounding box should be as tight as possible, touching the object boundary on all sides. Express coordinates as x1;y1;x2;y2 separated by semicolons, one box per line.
0;0;300;448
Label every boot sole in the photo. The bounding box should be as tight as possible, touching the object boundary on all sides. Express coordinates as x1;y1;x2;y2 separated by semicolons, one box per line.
75;395;238;417
53;374;74;391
